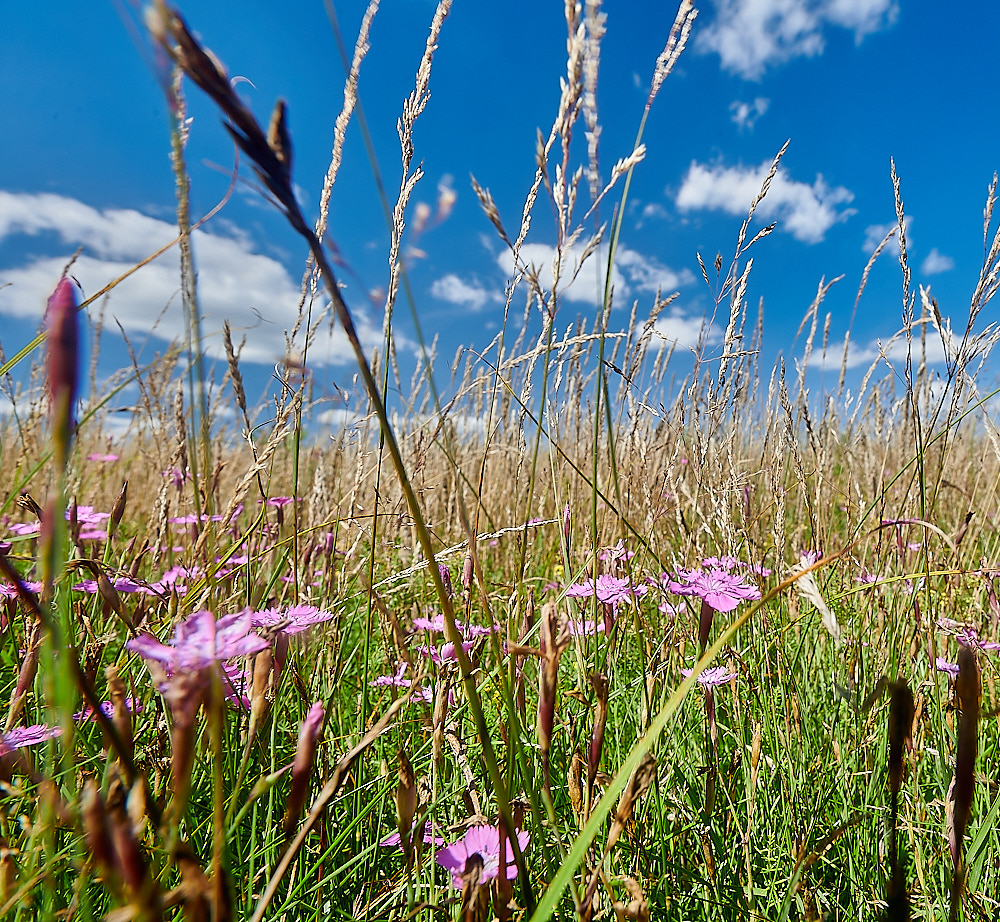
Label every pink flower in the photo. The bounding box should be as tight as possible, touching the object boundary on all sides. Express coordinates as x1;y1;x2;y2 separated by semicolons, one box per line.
702;555;739;570
412;613;497;639
126;609;269;673
73;698;141;722
73;576;147;595
666;568;760;613
381;822;446;848
416;641;474;665
372;663;412;689
264;496;298;507
435;824;530;888
936;658;960;677
250;604;335;636
566;575;646;606
87;453;120;463
1;723;62;752
0;580;42;600
567;619;605;637
682;666;737;688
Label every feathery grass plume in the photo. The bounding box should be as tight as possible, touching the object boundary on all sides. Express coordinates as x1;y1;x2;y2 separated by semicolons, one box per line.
949;645;980;922
45;277;79;471
788;553;842;644
886;680;914;921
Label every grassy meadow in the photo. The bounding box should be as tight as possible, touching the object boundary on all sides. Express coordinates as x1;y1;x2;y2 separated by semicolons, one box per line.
1;1;999;919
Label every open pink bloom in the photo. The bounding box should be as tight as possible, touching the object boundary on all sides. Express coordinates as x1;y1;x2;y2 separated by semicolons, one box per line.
264;496;299;507
666;568;760;613
8;504;110;538
73;576;147;595
566;575;647;606
855;570;882;585
936;657;960;677
702;555;740;570
372;663;412;689
381;822;447;849
435;824;530;888
371;665;452;706
682;666;737;688
1;724;62;752
0;580;43;600
416;641;474;665
126;609;269;673
250;604;335;636
87;453;120;463
73;698;142;722
567;619;605;637
412;613;498;639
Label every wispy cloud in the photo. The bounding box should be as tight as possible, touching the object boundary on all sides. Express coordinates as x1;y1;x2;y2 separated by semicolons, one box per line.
729;97;770;130
0;191;382;366
921;247;955;275
429;273;502;311
824;330;948;370
654;309;720;350
498;243;694;307
697;0;900;80
861;216;912;261
676;160;855;243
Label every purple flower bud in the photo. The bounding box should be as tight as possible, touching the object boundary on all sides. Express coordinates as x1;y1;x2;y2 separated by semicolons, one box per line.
438;564;453;599
283;702;325;839
45;278;79;464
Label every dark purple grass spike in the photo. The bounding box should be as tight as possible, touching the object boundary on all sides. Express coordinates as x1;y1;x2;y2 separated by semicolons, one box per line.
886;680;914;922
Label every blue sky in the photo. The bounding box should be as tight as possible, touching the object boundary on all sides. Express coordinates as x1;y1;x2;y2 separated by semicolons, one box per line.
1;0;998;425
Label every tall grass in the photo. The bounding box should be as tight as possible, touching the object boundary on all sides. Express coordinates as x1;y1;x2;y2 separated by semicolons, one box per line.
0;1;999;920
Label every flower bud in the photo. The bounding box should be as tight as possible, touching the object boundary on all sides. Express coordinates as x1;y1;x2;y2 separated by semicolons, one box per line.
395;747;417;867
45;277;79;468
283;702;324;839
438;564;453;600
109;481;128;538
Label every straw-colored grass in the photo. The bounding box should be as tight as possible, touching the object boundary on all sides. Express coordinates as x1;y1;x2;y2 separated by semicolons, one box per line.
0;1;999;920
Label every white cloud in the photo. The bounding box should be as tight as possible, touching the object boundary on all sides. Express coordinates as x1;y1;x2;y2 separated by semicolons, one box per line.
0;191;381;366
429;273;502;312
654;309;720;350
675;159;855;243
921;247;954;275
500;242;694;307
861;217;918;266
640;202;668;221
729;97;770;130
824;330;947;370
697;0;899;80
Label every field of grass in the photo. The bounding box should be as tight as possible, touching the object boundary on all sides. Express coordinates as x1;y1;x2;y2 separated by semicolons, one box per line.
1;1;999;919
